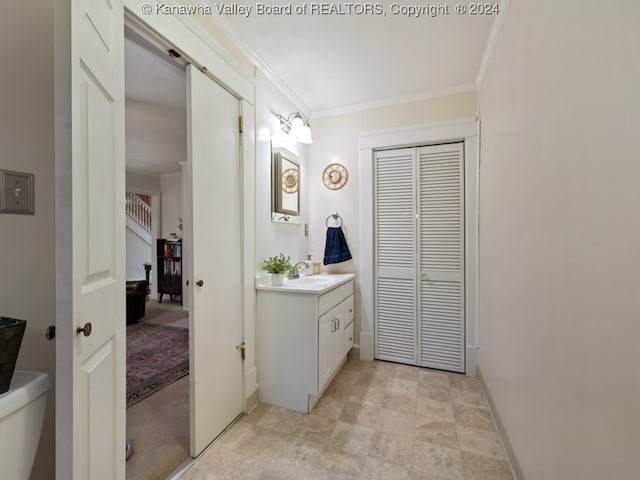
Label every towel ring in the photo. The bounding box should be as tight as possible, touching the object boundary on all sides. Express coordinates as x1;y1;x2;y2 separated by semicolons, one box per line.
325;212;343;227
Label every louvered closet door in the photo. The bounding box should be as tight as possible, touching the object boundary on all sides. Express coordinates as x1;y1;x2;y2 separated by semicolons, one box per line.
375;149;418;364
418;143;465;372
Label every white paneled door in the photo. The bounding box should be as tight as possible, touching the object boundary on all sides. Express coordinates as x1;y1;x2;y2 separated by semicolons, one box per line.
186;65;244;456
58;0;126;478
375;143;465;373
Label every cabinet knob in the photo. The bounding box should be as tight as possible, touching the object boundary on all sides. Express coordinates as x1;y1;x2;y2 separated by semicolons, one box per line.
196;280;204;287
420;272;428;280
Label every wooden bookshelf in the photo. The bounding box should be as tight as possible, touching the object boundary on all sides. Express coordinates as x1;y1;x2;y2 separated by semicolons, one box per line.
157;238;182;305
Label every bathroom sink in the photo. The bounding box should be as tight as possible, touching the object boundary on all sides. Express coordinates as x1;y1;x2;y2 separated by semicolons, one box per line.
255;273;354;294
284;276;334;289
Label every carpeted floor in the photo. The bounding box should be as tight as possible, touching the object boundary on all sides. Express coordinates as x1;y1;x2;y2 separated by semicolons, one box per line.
126;299;190;479
126;322;189;407
126;375;190;480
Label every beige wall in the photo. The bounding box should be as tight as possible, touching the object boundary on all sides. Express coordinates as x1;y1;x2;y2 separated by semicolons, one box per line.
0;1;55;478
478;1;640;478
160;172;183;239
308;92;477;348
255;69;310;271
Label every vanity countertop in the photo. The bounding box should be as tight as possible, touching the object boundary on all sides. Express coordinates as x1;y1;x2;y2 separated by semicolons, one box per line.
255;273;355;295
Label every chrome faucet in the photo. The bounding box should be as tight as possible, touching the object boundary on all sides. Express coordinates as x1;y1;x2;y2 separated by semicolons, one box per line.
288;262;307;279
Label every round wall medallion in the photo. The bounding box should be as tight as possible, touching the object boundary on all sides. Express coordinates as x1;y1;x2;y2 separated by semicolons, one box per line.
282;168;299;193
322;163;348;190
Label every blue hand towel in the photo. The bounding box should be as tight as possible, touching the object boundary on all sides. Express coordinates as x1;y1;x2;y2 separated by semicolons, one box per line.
323;227;353;265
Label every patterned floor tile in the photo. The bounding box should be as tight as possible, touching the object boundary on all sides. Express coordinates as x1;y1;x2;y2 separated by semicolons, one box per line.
180;361;512;480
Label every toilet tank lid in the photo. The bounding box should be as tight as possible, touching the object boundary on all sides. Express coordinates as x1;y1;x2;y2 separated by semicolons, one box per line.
0;371;49;419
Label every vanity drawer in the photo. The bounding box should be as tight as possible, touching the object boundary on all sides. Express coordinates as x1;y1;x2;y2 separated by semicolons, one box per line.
318;280;353;316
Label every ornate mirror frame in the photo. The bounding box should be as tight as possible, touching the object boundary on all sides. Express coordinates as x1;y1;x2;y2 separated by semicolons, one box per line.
272;145;301;223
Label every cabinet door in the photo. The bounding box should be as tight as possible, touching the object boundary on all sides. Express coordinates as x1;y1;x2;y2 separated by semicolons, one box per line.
344;321;354;354
318;309;334;390
344;295;354;325
332;306;344;370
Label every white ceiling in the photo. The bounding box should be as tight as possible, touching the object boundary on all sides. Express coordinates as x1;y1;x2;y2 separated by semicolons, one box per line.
125;32;186;176
209;0;495;115
124;6;496;176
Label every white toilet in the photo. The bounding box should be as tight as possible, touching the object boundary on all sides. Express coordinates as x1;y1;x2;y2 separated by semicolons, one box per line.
0;370;49;480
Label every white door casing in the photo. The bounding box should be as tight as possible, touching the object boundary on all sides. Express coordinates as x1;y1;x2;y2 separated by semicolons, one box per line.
186;64;244;456
56;0;126;478
359;119;479;375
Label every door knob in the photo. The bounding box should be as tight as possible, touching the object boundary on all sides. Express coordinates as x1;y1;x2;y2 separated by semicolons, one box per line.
420;272;428;280
77;322;92;337
196;280;204;287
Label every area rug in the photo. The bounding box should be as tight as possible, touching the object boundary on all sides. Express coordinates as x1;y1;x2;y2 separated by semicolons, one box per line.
127;322;189;407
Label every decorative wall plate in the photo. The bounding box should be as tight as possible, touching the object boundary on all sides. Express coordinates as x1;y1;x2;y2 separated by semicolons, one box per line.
282;168;299;193
322;163;348;190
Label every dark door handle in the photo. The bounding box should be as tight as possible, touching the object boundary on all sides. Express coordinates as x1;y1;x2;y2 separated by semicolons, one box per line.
77;322;92;337
196;280;204;287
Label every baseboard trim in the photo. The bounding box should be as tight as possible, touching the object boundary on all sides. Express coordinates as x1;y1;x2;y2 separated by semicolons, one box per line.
360;332;374;360
244;366;258;413
466;345;478;377
245;388;259;414
165;457;196;480
476;367;524;480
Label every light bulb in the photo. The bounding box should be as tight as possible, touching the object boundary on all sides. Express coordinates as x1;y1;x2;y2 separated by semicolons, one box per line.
290;113;304;135
297;123;313;144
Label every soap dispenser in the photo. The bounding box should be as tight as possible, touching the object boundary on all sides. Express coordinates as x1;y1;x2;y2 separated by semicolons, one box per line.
304;255;313;275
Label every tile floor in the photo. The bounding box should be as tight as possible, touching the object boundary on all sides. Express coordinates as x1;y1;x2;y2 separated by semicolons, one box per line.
179;358;513;480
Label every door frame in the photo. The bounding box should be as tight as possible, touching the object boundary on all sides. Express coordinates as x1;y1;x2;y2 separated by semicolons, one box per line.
358;118;479;376
122;1;258;411
55;3;258;475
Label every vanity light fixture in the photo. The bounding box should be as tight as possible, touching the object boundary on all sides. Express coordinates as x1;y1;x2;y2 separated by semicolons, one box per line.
277;112;313;144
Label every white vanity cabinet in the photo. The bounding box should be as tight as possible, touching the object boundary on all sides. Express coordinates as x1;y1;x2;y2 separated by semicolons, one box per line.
256;274;355;413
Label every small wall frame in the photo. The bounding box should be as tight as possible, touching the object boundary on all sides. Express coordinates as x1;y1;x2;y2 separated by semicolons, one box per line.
322;163;348;190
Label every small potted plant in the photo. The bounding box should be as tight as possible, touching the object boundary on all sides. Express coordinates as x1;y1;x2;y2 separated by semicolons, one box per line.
262;253;292;286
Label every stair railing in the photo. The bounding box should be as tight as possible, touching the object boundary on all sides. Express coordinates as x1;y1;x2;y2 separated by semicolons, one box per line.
126;192;151;231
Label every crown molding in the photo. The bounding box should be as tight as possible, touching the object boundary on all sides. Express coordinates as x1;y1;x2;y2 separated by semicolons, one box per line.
311;84;478;120
475;0;512;88
202;6;312;117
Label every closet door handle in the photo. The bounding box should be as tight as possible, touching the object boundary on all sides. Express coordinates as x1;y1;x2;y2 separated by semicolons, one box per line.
420;272;428;281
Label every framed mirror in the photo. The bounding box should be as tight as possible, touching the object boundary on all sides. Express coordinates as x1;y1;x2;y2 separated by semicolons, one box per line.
272;146;301;223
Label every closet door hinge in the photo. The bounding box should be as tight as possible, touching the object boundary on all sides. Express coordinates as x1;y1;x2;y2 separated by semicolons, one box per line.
239;115;244;133
236;342;246;360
